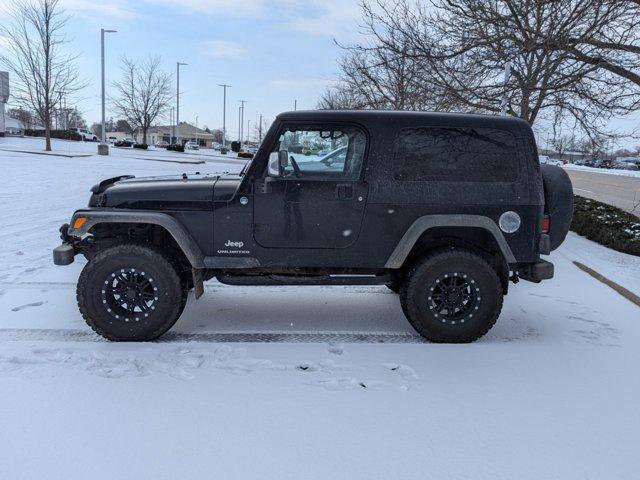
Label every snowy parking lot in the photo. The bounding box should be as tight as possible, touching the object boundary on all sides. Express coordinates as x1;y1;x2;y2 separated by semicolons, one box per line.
1;137;640;479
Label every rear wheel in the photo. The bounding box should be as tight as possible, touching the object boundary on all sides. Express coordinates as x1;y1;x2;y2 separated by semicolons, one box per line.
400;250;503;343
77;243;188;341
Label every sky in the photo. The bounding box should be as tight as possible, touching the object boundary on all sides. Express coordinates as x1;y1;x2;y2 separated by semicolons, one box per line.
1;0;639;149
0;0;362;139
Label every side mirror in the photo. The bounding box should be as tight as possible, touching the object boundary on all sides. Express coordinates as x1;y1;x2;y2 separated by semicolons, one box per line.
268;152;281;177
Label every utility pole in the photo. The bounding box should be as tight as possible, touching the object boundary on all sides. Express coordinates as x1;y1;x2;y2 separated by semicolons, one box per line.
176;61;187;145
258;113;263;144
500;61;511;117
195;115;198;147
294;99;297;111
247;119;251;143
100;28;116;155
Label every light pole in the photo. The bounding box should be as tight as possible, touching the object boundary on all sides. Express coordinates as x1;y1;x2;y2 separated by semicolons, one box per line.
247;119;251;143
218;84;231;147
238;99;246;147
100;28;116;155
258;113;263;144
294;99;297;111
195;115;198;147
500;61;511;117
176;61;187;145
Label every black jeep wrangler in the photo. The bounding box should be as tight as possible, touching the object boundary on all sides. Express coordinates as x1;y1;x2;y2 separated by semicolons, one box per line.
53;111;573;343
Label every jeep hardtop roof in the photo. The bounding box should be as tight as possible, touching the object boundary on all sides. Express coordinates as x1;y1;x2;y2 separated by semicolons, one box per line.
276;110;531;130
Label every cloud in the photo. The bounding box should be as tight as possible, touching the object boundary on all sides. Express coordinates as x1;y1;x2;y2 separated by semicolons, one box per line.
61;0;138;20
143;0;266;16
202;40;247;58
284;0;362;38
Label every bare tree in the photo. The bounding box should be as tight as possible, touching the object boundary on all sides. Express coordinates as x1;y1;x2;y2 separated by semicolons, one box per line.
0;0;84;151
111;56;172;145
334;0;640;137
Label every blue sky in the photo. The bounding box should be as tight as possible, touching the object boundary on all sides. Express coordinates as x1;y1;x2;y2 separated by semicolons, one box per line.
1;0;362;138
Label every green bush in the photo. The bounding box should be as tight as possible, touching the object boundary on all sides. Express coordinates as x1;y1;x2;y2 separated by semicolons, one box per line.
237;151;254;159
166;144;184;153
220;147;228;154
133;143;148;150
23;129;82;141
231;141;241;153
571;195;640;256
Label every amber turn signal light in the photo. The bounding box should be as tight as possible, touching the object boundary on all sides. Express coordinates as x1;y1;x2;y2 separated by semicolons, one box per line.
73;217;88;229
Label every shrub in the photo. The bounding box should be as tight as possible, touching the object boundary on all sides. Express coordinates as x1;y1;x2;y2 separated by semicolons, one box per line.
231;141;241;153
571;195;640;256
133;143;148;150
23;129;82;141
166;144;185;153
237;151;254;159
220;147;228;154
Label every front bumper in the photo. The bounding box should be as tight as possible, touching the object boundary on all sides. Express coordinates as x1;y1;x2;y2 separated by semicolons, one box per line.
518;260;554;283
52;223;77;266
53;243;75;265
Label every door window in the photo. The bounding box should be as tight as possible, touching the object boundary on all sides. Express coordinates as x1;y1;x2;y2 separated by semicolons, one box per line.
275;125;366;180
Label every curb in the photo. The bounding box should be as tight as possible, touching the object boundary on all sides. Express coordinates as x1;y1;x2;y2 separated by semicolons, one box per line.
573;261;640;307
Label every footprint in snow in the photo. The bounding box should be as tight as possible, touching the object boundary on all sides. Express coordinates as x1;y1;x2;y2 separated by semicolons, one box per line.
382;363;419;381
327;344;345;356
11;301;45;312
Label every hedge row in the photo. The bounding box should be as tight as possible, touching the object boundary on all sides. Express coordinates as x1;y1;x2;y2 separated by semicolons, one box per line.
23;129;82;141
166;144;184;152
571;195;640;256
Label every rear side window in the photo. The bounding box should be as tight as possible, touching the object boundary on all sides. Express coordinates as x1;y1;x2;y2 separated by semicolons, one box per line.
394;127;519;182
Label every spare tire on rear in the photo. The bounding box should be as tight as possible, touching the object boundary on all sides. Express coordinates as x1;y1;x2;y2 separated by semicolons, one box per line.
540;164;573;251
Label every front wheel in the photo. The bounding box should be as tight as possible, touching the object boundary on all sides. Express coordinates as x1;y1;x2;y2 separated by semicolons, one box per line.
400;250;503;343
77;243;188;341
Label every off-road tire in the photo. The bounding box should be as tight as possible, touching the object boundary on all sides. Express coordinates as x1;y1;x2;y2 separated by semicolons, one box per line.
77;243;188;341
400;250;503;343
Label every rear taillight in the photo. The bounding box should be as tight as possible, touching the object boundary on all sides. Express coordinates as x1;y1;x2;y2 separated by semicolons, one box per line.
541;215;550;234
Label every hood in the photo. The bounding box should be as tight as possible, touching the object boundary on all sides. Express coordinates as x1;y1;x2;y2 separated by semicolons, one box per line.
91;174;219;210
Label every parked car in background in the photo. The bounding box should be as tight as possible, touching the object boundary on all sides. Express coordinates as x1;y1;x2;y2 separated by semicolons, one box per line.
114;138;136;148
154;141;169;148
71;128;98;142
538;155;563;167
212;142;222;150
185;141;199;150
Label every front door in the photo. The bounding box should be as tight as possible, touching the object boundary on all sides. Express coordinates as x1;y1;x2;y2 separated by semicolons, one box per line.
253;123;368;249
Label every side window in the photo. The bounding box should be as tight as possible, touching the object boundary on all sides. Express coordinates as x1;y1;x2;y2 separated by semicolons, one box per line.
394;127;519;182
274;125;366;180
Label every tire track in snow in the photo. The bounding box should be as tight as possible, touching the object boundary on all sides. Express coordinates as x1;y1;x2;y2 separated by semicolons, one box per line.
0;328;426;344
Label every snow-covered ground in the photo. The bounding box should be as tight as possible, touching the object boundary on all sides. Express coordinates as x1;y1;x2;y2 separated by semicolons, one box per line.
1;136;640;479
564;163;640;178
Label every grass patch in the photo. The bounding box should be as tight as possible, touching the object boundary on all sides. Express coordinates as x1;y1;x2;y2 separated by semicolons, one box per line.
571;195;640;256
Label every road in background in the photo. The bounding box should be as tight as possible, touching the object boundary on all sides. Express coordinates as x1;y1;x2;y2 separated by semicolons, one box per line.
566;169;640;216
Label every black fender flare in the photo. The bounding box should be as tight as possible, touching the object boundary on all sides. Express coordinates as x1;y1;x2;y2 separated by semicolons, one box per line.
68;210;206;268
384;214;517;268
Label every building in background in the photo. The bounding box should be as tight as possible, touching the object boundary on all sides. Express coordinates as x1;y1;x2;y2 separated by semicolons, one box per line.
139;122;215;147
0;72;9;137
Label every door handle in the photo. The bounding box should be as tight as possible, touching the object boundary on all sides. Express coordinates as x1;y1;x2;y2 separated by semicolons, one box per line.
335;183;354;199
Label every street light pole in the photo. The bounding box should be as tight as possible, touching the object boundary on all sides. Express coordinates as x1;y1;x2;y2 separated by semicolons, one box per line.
100;28;116;154
238;100;246;147
500;61;511;117
218;84;231;147
294;99;297;111
176;62;187;145
247;119;251;143
258;113;263;144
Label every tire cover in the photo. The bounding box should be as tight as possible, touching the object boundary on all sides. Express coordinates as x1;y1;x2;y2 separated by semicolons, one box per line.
541;164;574;251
